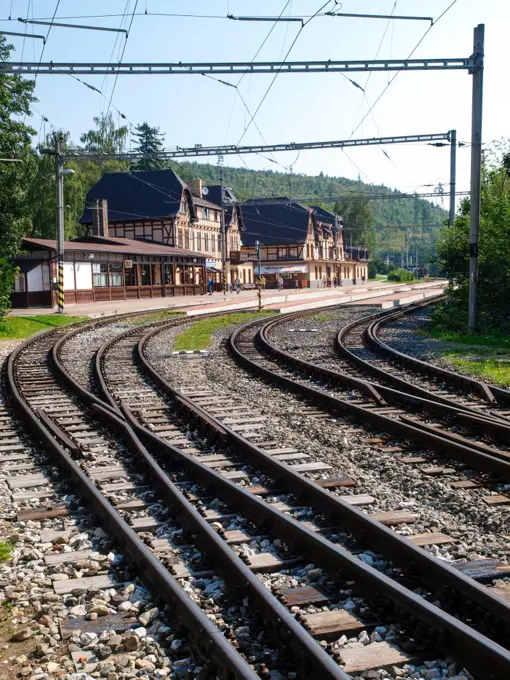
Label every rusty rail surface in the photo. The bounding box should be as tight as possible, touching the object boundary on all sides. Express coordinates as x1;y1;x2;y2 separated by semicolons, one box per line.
363;299;510;406
100;316;510;679
6;317;262;680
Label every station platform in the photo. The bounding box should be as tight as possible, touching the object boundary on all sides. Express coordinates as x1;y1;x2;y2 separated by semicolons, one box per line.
9;280;447;319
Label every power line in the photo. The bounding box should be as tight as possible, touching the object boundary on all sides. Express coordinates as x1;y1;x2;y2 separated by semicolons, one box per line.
350;0;459;139
105;0;139;119
237;0;334;145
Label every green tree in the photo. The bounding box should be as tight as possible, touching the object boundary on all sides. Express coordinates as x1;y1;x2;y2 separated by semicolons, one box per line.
334;198;376;253
435;141;510;330
80;112;128;154
131;122;166;172
28;132;93;240
0;36;36;319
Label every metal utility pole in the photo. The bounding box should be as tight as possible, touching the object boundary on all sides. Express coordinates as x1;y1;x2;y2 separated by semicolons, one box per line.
449;129;457;227
255;240;261;281
413;197;419;275
255;240;262;312
468;24;484;332
55;134;65;314
219;160;227;299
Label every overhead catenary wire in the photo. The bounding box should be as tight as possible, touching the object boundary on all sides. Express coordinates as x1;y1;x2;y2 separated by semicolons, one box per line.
104;0;139;119
350;0;459;139
237;0;335;146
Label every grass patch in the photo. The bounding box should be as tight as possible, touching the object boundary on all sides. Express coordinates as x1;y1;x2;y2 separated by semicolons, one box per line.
131;311;185;326
174;312;276;351
0;542;13;562
310;312;335;323
425;327;510;350
375;274;387;280
0;315;88;340
443;353;510;387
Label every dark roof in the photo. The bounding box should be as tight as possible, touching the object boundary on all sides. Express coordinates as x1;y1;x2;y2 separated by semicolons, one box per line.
200;186;242;228
22;236;205;260
240;199;312;246
80;169;186;224
311;205;342;227
192;194;222;210
202;186;237;207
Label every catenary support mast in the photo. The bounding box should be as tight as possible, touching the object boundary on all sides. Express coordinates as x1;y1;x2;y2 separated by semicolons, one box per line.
468;24;485;331
55;134;65;314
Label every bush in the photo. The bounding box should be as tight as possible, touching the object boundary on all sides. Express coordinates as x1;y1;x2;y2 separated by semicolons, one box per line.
387;267;415;283
0;258;17;324
367;262;378;279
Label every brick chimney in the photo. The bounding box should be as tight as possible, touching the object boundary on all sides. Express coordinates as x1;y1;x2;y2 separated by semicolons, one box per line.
91;199;109;237
187;179;203;197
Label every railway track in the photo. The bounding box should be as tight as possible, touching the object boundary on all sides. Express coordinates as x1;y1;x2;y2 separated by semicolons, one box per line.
337;296;510;416
6;314;265;679
239;305;510;490
82;312;510;678
4;301;510;678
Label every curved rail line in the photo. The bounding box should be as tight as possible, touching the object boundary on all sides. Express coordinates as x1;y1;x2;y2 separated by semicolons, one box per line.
238;307;510;481
7;301;510;678
337;296;510;412
365;300;510;406
88;312;510;678
6;312;265;680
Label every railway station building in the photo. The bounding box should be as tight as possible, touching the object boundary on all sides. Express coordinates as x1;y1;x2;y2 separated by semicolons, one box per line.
80;171;246;290
12;235;206;308
239;198;369;289
10;167;368;307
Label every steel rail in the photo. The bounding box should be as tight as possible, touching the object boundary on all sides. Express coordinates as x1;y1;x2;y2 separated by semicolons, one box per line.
333;298;510;438
6;325;258;680
365;300;510;407
253;310;510;473
226;318;510;617
124;319;510;678
335;295;491;408
50;320;348;679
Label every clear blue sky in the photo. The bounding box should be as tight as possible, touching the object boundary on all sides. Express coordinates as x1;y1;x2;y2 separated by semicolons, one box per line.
2;0;507;205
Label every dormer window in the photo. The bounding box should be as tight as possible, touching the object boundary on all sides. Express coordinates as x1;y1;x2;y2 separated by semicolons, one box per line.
203;207;209;219
179;201;186;215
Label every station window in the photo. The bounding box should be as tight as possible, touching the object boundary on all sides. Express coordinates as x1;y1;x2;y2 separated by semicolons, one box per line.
196;232;202;250
92;263;108;287
125;265;137;287
277;247;287;259
163;264;174;285
204;234;209;252
185;230;190;250
289;247;298;258
140;264;151;286
109;263;123;287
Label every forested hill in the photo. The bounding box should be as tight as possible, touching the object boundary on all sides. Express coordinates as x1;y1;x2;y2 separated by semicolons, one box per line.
170;160;448;265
